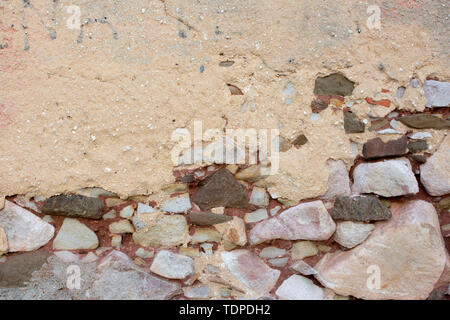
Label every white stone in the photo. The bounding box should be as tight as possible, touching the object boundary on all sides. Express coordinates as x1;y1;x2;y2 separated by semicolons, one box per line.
408;132;432;140
289;260;317;276
135;248;154;259
54;250;79;263
150;250;194;279
53;218;99;250
161;194;191;213
245;209;268;223
423;80;450;107
81;252;98;263
321;160;351;200
276;275;324;300
315;200;448;300
102;209;116;220
333;221;374;249
352;158;419;197
259;247;286;259
420;135;450;196
0;200;54;252
0;227;8;255
183;285;211;299
14;195;40;213
120;205;134;219
249;187;269;207
270;206;281;216
137;203;155;214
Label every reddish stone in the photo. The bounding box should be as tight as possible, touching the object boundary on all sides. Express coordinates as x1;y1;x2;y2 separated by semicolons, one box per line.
365;97;391;107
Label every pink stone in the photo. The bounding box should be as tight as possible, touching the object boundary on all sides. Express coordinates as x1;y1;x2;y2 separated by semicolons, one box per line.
221;249;280;296
321;160;351;200
314;200;447;300
249;200;336;245
420;135;450;196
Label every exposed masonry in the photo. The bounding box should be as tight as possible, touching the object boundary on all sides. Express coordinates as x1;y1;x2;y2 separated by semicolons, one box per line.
0;81;449;298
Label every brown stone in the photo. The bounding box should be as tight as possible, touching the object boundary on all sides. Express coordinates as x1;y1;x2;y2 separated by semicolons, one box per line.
398;114;450;130
344;111;365;133
408;140;428;153
362;136;408;159
0;250;49;287
193;168;248;210
42;194;105;219
188;212;233;226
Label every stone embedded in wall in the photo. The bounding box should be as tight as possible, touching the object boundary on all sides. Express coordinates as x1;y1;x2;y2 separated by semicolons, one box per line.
315;200;447;300
132;214;187;247
362;136;408;159
313;73;355;96
398;114;450;130
344;111;365;133
215;216;247;246
191;228;222;244
0;250;50;288
92;250;181;299
0;200;54;252
188;212;232;226
275;275;325;300
249;201;336;245
420;135;450;196
423;80;450;107
193;168;249;210
333;221;374;249
352;158;419;197
332;195;392;222
53;218;99;250
234;165;269;182
221;250;280;297
0;227;8;255
321;160;351;200
291;241;318;260
289;260;317;276
407;139;428;153
42;194;105;219
108;219;134;234
150;250;195;280
161;193;192;213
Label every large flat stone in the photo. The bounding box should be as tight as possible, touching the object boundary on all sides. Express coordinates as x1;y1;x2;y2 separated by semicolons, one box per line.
0;250;50;287
188;212;232;226
249;200;336;244
221;250;280;296
150;250;195;279
315;200;448;300
352;158;419;197
42;194;105;219
398;114;450;130
362;136;408;159
313;73;355;96
420;135;450;196
0;200;54;252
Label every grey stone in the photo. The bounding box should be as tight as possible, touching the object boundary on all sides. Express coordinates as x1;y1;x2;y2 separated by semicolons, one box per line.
313;73;355;96
398;114;450;130
423;80;450;107
408;139;428;153
0;250;49;287
332;196;392;222
344;111;365;133
150;250;194;279
188;212;233;226
42;194;105;219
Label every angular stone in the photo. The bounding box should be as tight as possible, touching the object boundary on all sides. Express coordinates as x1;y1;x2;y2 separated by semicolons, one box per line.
276;275;325;300
439;197;450;212
193;168;249;210
398;114;450;130
132;214;187;247
245;209;268;223
332;195;392;222
42;194;105;219
291;241;318;260
215;216;247;246
321;160;351;200
235;165;268;182
150;250;194;279
221;250;280;296
53;218;99;250
0;200;54;252
188;212;232;226
362;136;408;159
423;80;450;107
249;187;269;207
334;221;374;248
344;111;365;133
352;158;419;197
119;205;134;219
314;73;355;96
259;247;286;259
315;200;448;300
408;140;428;153
420;135;450;196
292;134;308;146
161;193;191;213
92;250;181;299
191;228;221;244
109;219;134;234
249;201;336;245
289;260;317;276
0;250;49;287
136;203;155;214
0;227;8;255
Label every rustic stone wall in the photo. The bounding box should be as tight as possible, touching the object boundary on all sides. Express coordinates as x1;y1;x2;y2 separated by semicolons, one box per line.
0;0;449;300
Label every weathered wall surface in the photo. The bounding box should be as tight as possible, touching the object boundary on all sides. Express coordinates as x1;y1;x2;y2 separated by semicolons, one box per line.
0;0;449;300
